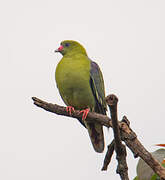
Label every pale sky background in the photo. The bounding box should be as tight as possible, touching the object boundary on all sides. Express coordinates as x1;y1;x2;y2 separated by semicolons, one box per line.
0;0;165;179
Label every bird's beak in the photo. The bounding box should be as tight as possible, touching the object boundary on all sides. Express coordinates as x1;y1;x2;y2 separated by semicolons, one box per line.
54;45;64;53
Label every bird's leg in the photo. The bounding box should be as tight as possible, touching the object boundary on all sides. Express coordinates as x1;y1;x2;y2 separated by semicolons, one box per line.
66;106;75;116
78;108;90;121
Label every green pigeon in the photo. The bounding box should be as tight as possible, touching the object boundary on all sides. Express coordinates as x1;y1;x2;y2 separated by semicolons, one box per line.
55;40;107;153
136;148;165;180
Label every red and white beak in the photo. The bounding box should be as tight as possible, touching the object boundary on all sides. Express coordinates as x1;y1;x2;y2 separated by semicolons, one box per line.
54;45;64;52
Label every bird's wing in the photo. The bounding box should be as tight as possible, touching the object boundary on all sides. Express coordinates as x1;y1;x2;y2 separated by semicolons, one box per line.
89;60;107;115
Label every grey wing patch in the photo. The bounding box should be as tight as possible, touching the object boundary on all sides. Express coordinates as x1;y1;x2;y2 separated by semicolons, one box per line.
89;60;107;115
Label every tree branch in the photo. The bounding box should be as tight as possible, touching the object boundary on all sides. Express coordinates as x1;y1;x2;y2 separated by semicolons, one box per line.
120;116;165;180
32;97;112;127
106;94;129;180
32;95;165;179
102;140;115;171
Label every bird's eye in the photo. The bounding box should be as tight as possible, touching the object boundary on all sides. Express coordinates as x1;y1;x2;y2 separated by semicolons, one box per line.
65;43;70;47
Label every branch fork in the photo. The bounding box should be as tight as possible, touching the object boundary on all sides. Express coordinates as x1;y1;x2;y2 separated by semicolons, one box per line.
32;95;165;180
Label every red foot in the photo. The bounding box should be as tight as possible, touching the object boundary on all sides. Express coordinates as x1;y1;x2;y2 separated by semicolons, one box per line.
78;108;90;121
66;106;75;116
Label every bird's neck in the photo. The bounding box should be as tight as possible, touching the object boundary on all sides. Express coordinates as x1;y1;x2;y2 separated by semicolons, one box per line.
63;50;88;58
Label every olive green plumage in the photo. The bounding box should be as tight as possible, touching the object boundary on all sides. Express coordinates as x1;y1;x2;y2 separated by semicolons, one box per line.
55;40;107;153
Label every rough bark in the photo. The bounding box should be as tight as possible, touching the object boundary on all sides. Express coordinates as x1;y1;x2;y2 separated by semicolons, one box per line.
32;95;165;179
106;94;129;180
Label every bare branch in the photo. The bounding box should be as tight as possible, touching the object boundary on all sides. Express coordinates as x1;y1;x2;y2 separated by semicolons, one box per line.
120;116;165;180
102;140;115;171
32;95;165;179
106;95;129;180
32;97;112;127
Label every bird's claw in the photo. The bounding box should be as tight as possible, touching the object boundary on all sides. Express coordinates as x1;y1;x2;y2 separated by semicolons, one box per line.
78;108;90;121
66;106;75;116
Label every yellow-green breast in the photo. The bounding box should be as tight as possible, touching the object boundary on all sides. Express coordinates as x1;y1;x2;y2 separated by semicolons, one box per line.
55;54;95;110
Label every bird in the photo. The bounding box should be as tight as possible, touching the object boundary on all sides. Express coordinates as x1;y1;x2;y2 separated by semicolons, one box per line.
136;148;165;180
55;40;107;153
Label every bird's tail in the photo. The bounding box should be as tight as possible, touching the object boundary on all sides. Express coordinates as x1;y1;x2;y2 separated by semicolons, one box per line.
85;122;104;153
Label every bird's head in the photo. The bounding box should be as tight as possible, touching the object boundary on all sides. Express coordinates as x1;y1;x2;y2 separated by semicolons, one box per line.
55;40;87;56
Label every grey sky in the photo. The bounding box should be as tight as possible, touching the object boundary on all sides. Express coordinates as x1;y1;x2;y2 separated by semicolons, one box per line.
0;0;165;179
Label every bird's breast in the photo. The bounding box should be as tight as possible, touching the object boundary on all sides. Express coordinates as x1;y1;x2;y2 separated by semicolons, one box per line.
55;57;95;109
